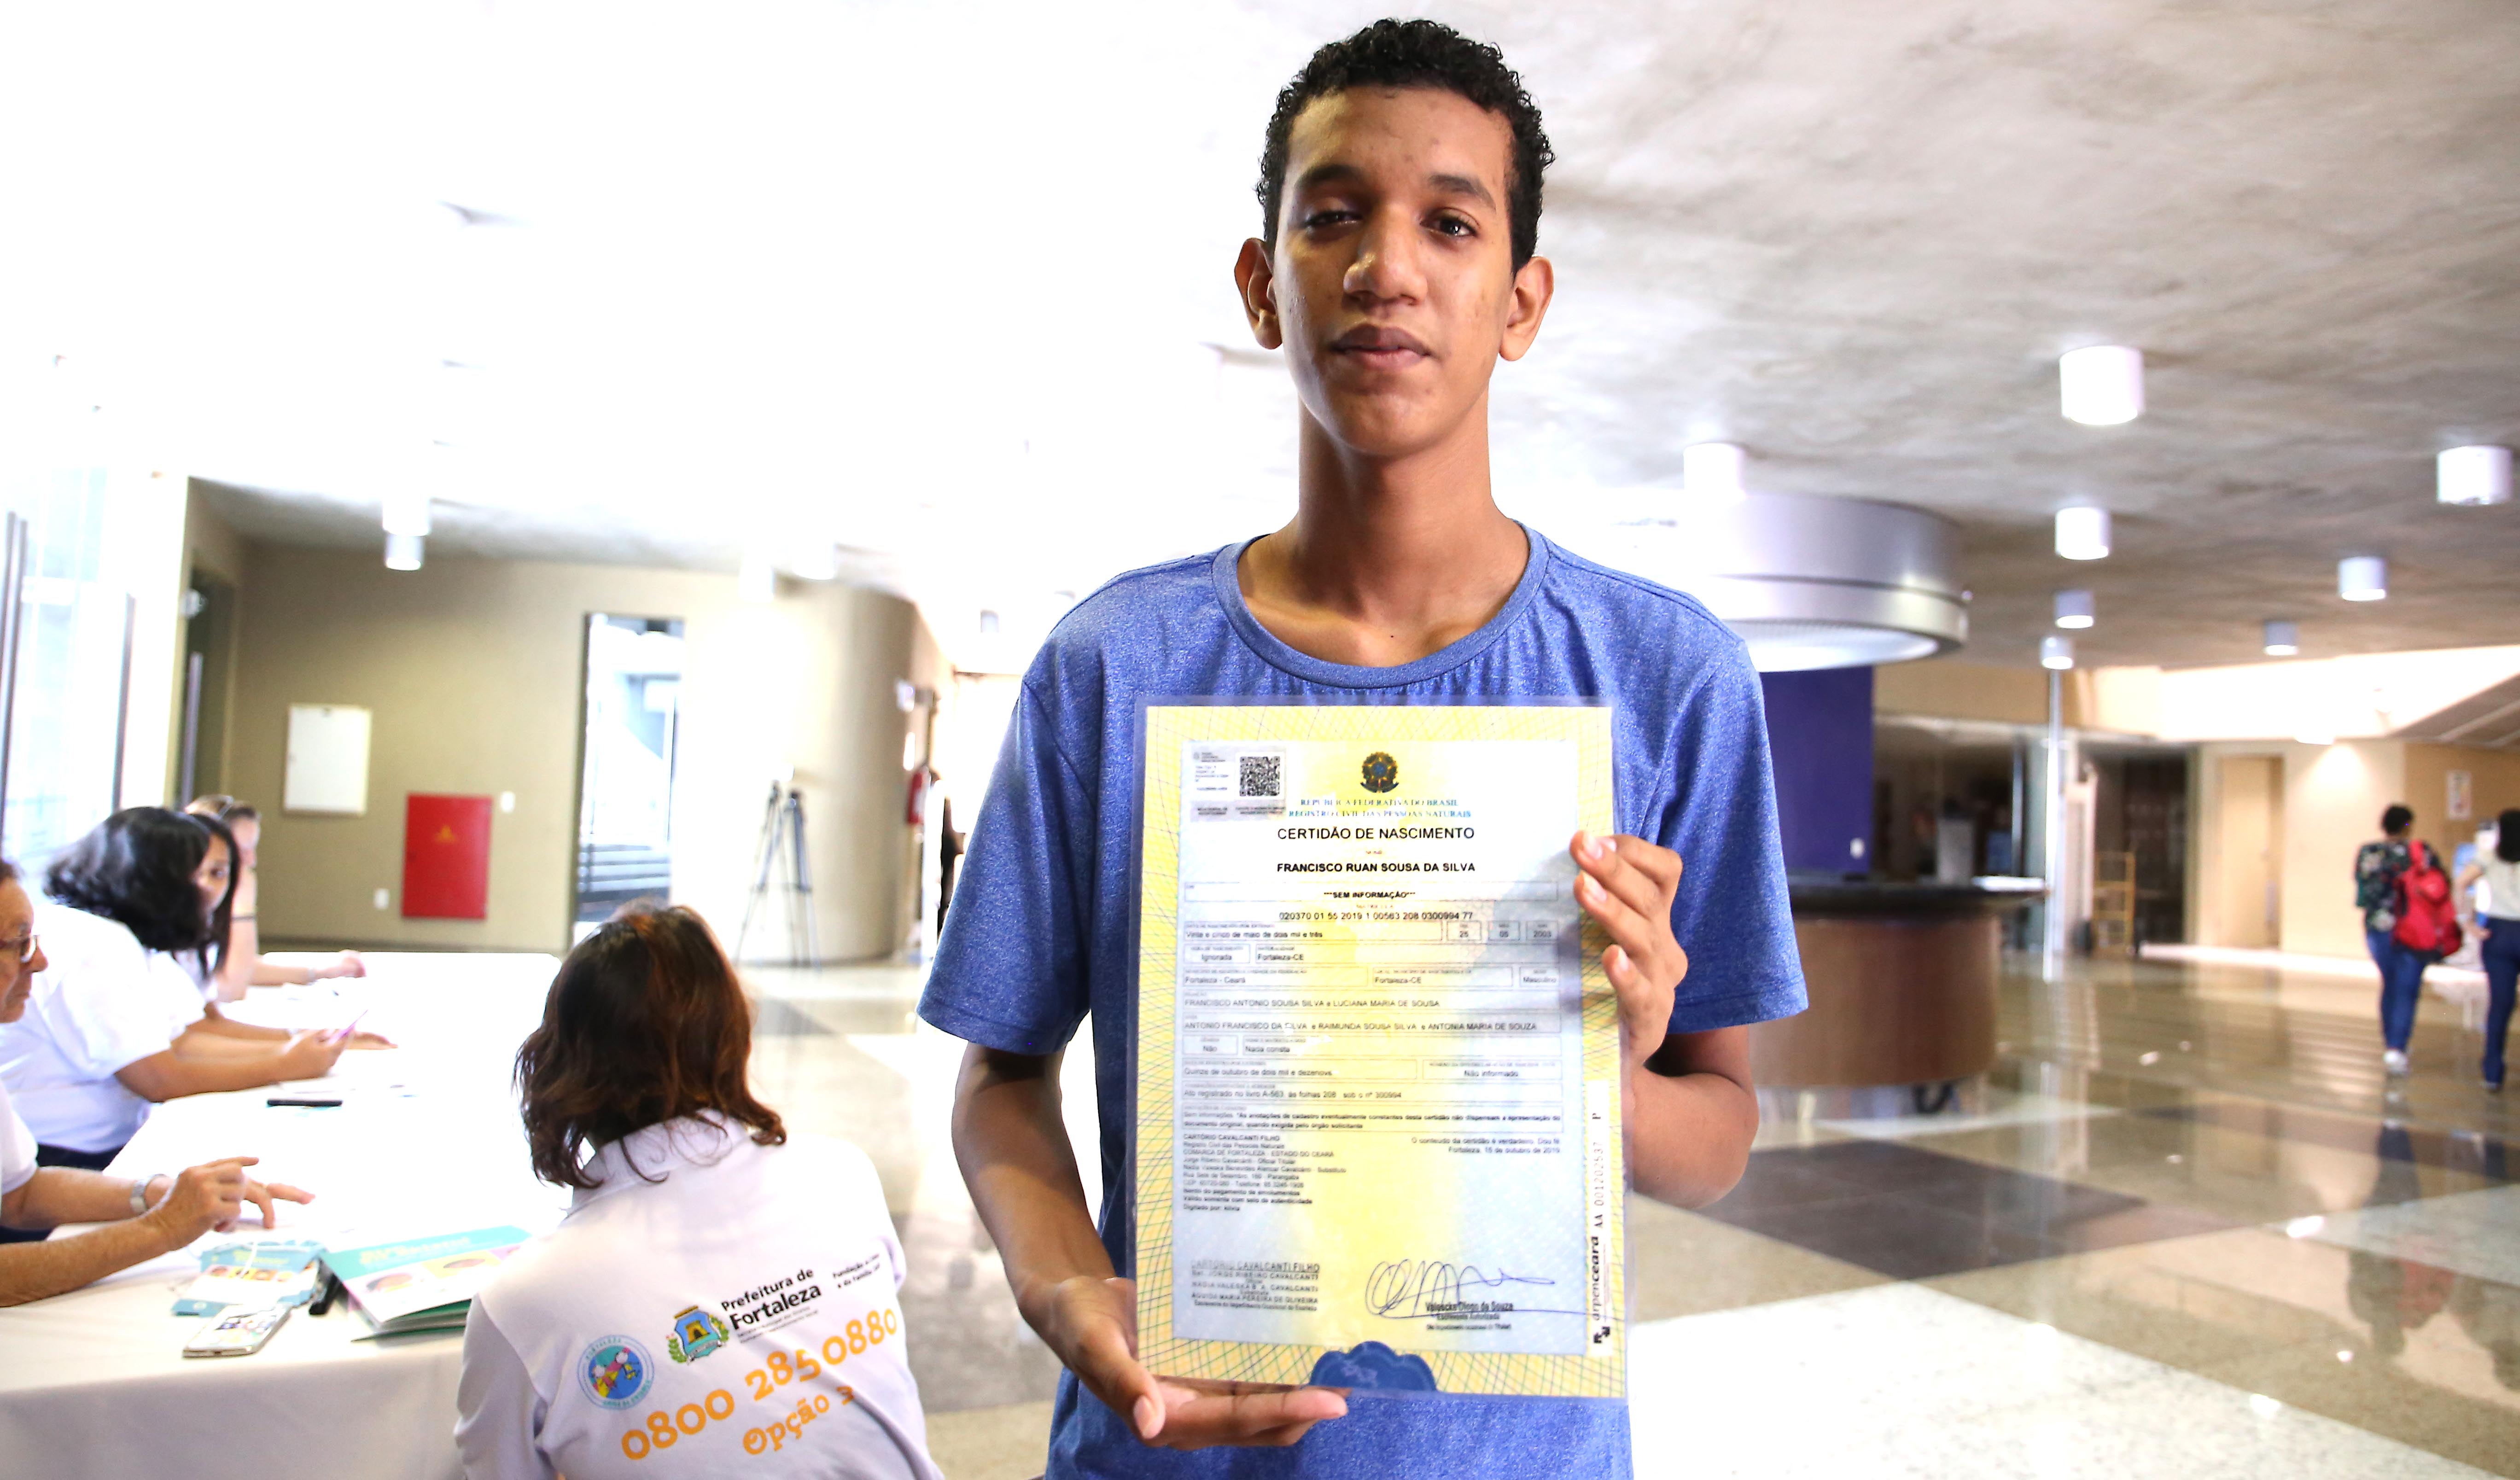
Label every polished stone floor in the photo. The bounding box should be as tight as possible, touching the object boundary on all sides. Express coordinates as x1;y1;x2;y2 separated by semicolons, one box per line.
741;953;2520;1479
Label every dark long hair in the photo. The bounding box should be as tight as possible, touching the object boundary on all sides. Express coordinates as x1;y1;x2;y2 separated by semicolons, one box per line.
184;797;261;972
44;807;236;977
2499;809;2520;865
515;904;784;1189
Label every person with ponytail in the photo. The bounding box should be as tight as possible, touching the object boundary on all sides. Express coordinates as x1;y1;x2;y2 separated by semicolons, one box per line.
183;796;368;1000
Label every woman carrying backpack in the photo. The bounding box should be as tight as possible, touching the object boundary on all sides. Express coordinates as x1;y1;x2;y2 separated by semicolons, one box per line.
2455;810;2520;1092
2356;805;2424;1075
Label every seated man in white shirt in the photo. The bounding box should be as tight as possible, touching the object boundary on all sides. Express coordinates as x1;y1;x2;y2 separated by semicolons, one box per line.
0;857;314;1305
458;904;940;1480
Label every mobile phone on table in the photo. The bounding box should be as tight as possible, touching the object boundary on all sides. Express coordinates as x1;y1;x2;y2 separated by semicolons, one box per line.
184;1305;290;1358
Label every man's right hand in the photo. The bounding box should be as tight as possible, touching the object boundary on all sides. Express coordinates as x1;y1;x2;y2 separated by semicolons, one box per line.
142;1157;315;1244
1038;1273;1347;1450
280;1029;347;1078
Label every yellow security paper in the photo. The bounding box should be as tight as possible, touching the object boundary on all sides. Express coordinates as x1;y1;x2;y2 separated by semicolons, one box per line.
1134;703;1622;1398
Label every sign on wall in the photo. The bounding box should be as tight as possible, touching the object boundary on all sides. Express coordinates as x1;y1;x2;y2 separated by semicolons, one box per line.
2448;769;2473;822
404;793;493;919
283;705;371;815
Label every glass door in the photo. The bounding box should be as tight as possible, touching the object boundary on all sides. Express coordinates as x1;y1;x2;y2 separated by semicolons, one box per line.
573;614;684;938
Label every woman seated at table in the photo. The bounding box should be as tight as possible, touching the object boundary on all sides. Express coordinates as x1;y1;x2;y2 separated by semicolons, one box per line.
457;904;940;1480
0;808;348;1179
184;795;366;1001
0;856;313;1304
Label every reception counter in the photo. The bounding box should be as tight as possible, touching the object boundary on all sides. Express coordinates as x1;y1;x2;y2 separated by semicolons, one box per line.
1746;880;2042;1090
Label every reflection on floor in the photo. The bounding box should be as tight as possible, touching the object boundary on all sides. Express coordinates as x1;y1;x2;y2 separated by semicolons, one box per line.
743;952;2520;1479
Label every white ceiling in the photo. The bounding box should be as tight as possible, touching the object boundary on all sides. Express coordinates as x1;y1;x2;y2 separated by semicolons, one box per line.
5;1;2515;671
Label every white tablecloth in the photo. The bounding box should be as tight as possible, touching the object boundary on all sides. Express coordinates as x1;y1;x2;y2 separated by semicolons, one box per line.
0;952;569;1480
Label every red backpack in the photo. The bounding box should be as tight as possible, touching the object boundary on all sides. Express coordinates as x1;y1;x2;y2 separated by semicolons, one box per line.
2392;841;2463;956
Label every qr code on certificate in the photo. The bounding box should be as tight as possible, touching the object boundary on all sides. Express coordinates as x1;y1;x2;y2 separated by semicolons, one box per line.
1238;754;1282;798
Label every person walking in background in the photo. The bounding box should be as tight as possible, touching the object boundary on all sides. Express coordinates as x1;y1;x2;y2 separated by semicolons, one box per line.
2357;804;2421;1075
2456;809;2520;1092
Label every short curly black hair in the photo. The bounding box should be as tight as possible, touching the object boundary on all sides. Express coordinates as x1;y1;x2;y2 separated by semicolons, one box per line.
1258;18;1554;269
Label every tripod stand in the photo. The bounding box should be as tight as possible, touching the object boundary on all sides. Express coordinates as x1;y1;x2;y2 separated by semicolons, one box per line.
735;781;820;967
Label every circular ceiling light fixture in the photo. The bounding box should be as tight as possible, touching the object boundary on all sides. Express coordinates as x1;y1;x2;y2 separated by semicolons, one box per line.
2263;620;2299;657
2055;506;2112;560
2053;589;2094;629
2059;346;2144;425
1682;442;1746;503
384;533;425;571
2338;556;2387;602
2438;445;2512;507
382;490;432;538
2040;635;2075;670
1609;493;1965;671
787;542;841;581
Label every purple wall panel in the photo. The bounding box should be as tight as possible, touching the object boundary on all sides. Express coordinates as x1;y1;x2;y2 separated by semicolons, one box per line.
1759;667;1874;874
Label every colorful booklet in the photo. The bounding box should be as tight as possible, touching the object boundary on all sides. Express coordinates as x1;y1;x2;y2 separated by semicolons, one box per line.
321;1225;530;1336
172;1238;327;1317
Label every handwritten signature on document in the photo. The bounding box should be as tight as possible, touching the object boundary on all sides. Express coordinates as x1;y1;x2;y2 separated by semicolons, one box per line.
1364;1259;1582;1319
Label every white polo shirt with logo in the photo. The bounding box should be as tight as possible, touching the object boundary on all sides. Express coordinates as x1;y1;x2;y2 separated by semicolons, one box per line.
1;1077;39;1200
0;903;207;1154
457;1114;940;1480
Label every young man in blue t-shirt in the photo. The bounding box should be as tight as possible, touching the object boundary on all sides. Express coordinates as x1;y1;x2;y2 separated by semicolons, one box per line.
921;19;1807;1477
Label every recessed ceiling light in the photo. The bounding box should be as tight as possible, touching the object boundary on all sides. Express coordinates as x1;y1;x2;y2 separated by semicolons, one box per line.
2263;620;2299;657
2040;635;2075;670
2060;345;2143;425
1683;441;1745;502
2339;556;2386;602
2438;445;2512;506
2053;589;2094;629
384;533;424;571
737;553;776;604
2055;507;2111;560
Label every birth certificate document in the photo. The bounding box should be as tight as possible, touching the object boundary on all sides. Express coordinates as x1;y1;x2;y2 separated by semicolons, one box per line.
1132;703;1623;1399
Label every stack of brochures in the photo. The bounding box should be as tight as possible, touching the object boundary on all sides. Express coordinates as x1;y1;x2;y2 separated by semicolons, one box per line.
172;1238;327;1317
320;1226;530;1336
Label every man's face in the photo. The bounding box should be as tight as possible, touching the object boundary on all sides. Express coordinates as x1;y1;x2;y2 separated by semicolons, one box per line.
1240;87;1550;460
0;882;47;1024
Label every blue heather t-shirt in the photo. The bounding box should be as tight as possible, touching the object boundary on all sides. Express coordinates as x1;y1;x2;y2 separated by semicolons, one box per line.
920;525;1806;1480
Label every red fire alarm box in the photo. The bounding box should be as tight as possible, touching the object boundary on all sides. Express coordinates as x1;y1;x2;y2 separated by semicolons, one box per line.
403;794;493;919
